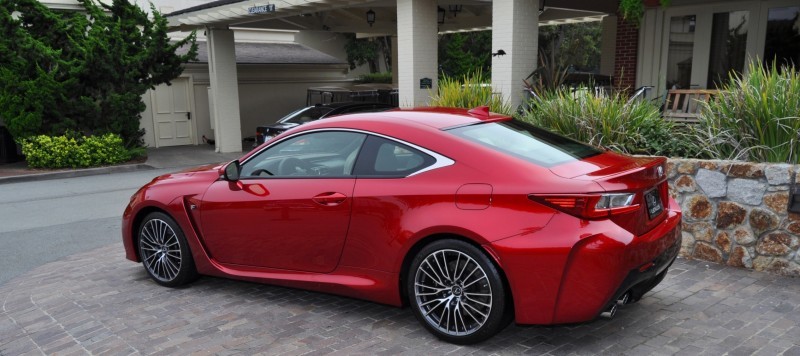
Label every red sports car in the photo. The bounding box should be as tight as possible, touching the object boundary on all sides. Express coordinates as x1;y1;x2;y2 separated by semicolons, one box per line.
122;106;681;344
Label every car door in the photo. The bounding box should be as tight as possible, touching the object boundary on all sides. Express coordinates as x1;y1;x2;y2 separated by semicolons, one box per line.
198;131;366;273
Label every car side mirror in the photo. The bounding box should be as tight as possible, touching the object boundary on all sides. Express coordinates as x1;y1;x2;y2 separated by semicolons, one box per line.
222;160;241;181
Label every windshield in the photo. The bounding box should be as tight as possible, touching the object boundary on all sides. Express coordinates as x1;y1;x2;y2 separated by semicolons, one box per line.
279;107;334;124
448;120;602;167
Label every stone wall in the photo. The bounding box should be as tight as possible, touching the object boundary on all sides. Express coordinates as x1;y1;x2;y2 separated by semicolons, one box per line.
666;159;800;277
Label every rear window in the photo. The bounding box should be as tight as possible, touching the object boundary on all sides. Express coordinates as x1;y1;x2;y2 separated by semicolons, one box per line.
447;120;601;167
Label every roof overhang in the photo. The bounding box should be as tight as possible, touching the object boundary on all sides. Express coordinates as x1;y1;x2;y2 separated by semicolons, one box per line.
167;0;393;31
167;0;615;34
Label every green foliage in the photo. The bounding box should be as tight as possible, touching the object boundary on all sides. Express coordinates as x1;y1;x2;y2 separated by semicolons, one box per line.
429;70;513;116
524;50;569;96
0;0;197;148
20;133;132;168
525;22;602;95
538;23;601;72
619;0;671;25
520;87;700;157
356;72;392;84
344;34;390;73
438;31;491;79
696;60;800;163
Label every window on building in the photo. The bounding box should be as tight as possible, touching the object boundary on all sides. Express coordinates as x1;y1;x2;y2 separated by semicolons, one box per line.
666;15;696;90
707;11;749;88
764;6;800;70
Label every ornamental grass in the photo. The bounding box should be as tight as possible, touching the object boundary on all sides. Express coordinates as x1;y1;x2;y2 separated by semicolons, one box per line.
428;69;514;116
519;87;700;157
696;60;800;164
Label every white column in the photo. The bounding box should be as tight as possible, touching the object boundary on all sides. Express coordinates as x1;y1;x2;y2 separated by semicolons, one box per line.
491;0;539;110
391;35;399;86
207;27;242;153
397;0;438;107
600;15;617;77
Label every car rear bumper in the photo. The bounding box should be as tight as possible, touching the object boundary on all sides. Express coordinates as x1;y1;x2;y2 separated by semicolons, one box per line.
489;198;682;325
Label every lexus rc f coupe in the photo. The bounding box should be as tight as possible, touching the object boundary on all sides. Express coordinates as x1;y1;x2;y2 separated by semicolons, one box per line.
123;106;681;344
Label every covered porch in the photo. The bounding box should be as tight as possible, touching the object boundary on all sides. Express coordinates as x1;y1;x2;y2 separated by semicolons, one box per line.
165;0;800;152
166;0;621;152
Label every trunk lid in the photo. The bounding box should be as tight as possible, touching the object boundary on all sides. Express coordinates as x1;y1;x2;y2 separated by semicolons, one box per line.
551;152;670;235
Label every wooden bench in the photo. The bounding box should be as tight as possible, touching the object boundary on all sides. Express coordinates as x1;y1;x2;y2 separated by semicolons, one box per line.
663;89;718;123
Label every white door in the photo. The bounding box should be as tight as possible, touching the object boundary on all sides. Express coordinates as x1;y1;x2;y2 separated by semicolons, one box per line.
152;78;193;147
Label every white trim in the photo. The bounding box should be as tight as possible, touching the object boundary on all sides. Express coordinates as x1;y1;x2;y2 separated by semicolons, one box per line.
187;75;199;145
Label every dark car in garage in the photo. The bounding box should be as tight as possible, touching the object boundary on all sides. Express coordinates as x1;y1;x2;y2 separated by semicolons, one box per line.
255;102;393;145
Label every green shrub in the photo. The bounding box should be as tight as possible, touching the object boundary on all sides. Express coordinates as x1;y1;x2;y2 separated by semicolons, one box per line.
520;87;701;157
696;61;800;163
356;72;392;84
20;133;132;168
428;69;513;116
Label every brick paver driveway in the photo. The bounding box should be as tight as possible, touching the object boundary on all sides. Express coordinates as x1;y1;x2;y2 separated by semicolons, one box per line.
1;245;799;355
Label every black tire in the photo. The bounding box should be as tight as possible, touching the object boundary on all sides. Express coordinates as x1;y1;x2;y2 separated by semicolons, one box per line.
137;212;198;287
407;239;511;344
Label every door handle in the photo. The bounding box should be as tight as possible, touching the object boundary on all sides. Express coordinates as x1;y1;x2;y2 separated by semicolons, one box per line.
186;112;191;120
312;192;347;206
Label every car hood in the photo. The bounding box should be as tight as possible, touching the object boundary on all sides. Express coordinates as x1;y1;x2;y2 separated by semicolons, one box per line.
149;163;223;185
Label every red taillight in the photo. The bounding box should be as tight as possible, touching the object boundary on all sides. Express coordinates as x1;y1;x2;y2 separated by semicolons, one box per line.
528;193;640;219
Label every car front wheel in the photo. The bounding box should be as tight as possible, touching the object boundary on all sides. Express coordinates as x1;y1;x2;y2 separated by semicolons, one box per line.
407;239;511;344
137;212;198;287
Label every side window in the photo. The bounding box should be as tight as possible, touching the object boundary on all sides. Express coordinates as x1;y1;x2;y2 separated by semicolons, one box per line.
240;131;366;178
353;136;435;177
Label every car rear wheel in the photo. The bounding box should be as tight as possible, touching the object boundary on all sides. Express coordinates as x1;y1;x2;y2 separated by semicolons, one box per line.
137;212;198;287
407;239;511;344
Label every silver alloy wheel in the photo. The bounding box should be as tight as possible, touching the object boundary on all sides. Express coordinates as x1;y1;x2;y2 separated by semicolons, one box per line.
139;218;182;282
413;249;492;336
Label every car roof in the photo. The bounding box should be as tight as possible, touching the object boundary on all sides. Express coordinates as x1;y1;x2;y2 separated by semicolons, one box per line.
341;106;512;130
271;106;513;145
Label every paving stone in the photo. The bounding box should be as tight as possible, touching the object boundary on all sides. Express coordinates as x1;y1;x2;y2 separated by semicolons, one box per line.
1;248;800;355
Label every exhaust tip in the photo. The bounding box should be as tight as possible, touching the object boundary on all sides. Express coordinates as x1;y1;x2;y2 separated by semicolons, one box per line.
616;292;630;306
600;303;617;319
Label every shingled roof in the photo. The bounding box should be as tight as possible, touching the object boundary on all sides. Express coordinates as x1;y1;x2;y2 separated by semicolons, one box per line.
178;41;345;65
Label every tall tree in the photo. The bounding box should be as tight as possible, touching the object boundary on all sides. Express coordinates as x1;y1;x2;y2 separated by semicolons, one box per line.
0;0;197;147
344;34;391;73
538;22;602;73
438;31;491;79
